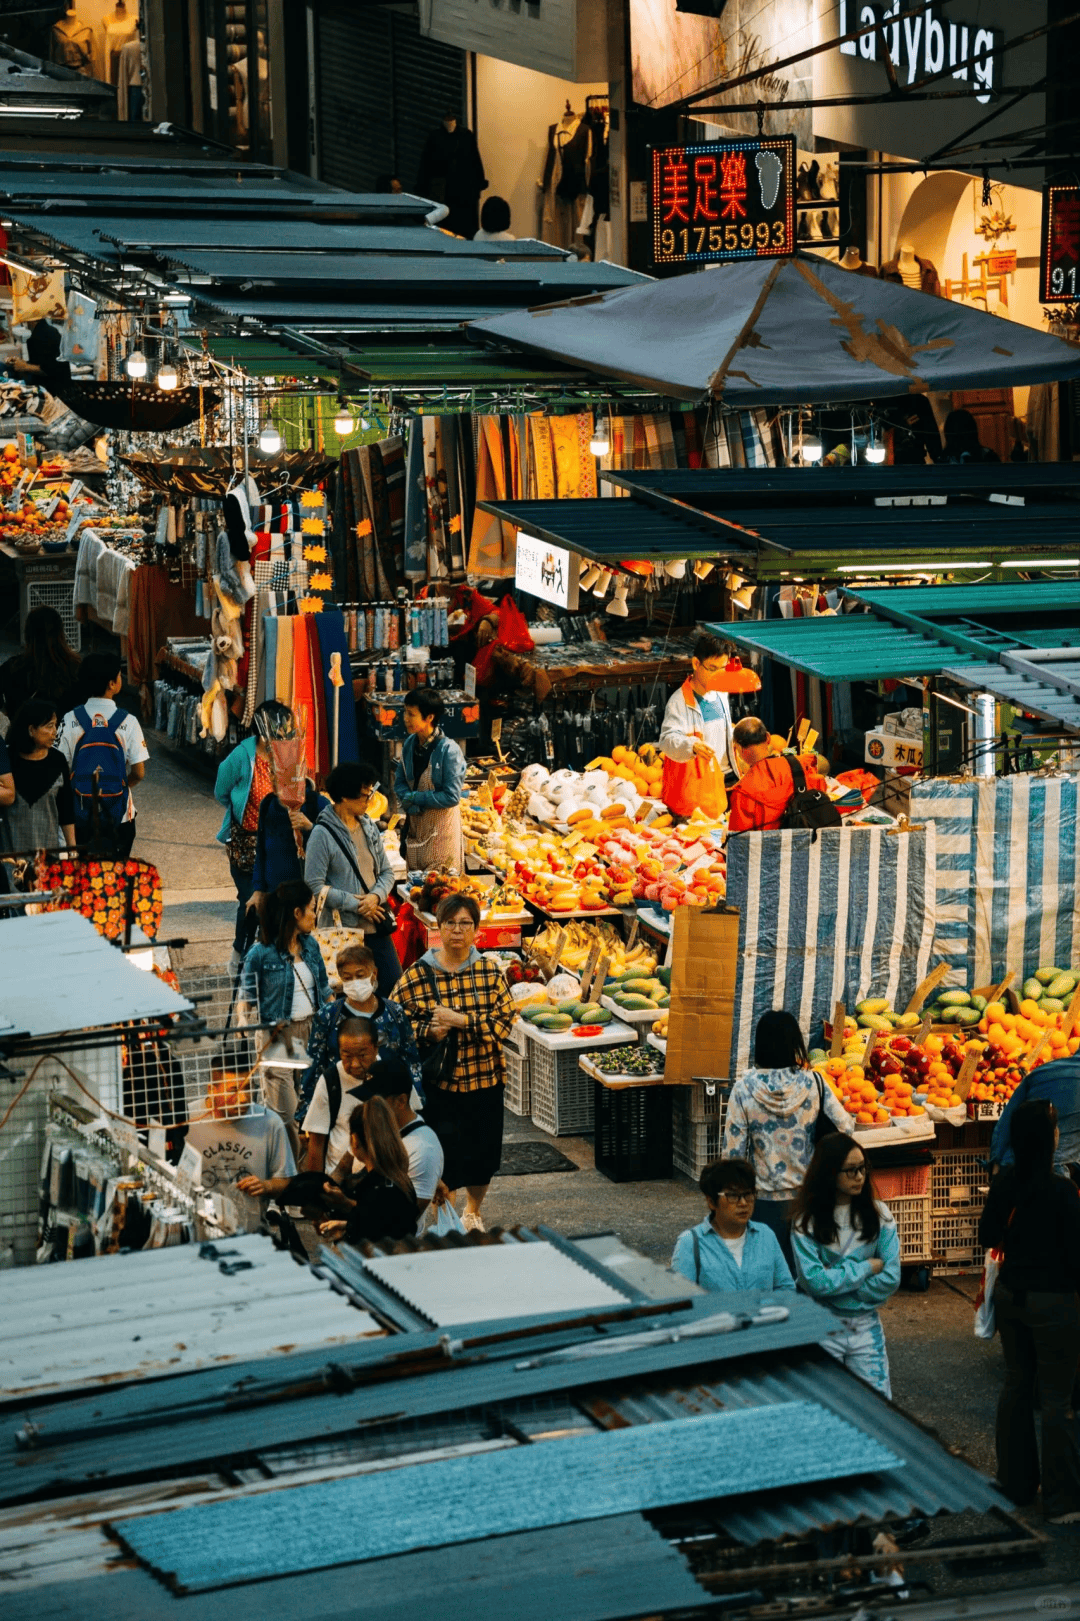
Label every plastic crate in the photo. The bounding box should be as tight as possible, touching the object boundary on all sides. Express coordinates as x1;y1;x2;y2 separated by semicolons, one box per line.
593;1082;673;1183
671;1088;727;1180
684;1078;729;1123
873;1164;931;1201
932;1207;983;1271
931;1149;990;1212
505;1021;528;1058
529;1043;595;1136
26;578;80;652
505;1048;530;1118
885;1193;933;1263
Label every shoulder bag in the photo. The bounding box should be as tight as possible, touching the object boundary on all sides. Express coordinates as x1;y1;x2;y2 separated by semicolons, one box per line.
416;960;459;1091
318;814;396;938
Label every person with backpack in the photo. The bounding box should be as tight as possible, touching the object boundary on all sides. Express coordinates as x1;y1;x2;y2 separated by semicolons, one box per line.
727;716;838;834
301;1016;379;1177
304;760;400;996
57;652;148;858
671;1157;795;1293
722;1010;853;1265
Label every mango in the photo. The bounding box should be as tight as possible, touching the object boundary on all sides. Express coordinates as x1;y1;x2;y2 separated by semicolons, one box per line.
1047;972;1077;1000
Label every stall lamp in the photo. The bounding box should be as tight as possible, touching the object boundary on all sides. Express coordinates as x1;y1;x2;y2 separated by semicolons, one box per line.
838;561;992;572
801;433;823;464
333;402;354;436
864;431;886;465
1002;557;1080;567
665;559;687;579
589;420;611;457
126;348;147;379
579;562;601;592
592;567;613;597
259;420;283;454
157;362;178;391
163;292;192;305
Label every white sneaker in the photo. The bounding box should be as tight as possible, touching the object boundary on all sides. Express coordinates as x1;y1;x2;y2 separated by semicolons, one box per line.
462;1211;486;1233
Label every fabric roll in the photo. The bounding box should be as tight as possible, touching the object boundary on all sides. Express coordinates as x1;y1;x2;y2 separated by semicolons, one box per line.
262;611;278;705
402;419;427;580
468;415;520;579
306;611;331;779
290;614;317;779
275;614;294;711
379;435;406;579
313;611;359;768
528;416;555;498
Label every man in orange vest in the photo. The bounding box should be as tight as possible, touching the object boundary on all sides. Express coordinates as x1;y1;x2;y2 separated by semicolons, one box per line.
659;633;740;820
728;717;830;833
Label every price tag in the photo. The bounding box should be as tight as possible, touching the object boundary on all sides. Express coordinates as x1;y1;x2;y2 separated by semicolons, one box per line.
579;941;600;1000
65;505;85;545
7;468;31;512
829;1001;846;1058
464;663;477;700
626;916;640;951
954;1052;980;1100
904;961;950;1014
550;927;567;969
176;1142;202;1191
863;1030;879;1068
563;828;585;851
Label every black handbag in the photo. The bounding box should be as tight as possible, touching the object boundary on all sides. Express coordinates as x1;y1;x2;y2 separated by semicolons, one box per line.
417;961;459;1090
320;814;397;937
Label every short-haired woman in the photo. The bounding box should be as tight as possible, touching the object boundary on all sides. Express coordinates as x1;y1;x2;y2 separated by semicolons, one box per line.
671;1158;795;1293
790;1134;901;1398
980;1099;1080;1523
304;758;399;995
4;698;76;851
396;890;514;1231
394;688;466;872
722;1009;853;1265
239;878;331;1158
658;630;740;820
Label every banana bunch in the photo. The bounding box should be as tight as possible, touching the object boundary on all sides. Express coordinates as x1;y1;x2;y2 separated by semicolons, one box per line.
529;920;657;976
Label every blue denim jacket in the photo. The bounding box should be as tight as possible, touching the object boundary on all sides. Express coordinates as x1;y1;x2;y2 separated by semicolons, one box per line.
240;933;331;1026
394;731;466;813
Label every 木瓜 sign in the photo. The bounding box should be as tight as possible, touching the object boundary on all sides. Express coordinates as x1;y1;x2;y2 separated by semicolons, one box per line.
515;531;579;610
1041;185;1080;304
652;137;795;267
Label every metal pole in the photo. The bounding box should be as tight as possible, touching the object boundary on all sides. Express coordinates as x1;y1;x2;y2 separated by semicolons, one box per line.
973;693;997;779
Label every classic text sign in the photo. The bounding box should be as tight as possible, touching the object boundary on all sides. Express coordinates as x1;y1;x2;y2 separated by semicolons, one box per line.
1041;185;1080;304
651;136;795;267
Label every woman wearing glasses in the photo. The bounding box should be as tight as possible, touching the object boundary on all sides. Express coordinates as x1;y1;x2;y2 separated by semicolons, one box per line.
671;1158;795;1293
304;760;400;996
791;1134;901;1397
396;891;514;1232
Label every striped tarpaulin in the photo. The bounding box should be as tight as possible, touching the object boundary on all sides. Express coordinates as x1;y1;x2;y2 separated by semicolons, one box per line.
910;776;1080;988
726;827;938;1073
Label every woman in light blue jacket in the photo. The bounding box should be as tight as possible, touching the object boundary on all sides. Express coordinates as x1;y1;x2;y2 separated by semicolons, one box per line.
790;1134;902;1399
304;760;400;995
672;1157;795;1294
394;688;466;872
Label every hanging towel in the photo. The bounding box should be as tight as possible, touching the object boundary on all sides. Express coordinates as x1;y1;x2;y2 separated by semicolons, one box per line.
402;419;427;581
468;415;520;579
314;610;359;767
379;435;406;579
306;611;331;779
275;613;294;711
261;609;278;706
291;614;317;779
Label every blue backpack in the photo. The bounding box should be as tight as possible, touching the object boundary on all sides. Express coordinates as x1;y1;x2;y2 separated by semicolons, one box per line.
70;706;129;825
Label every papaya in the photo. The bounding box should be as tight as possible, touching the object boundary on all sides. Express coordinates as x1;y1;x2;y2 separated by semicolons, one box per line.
619;994;659;1010
940;989;972;1006
622;977;660;995
556;998;585;1017
536;1013;574;1031
657;966;672;989
1047;972;1077;999
1035;965;1061;985
1041;997;1066;1015
893;1012;922;1029
857;1013;892;1031
969;994;987;1013
855;997;890;1015
656;992;670;1008
575;1003;606;1022
1022;978;1045;1002
951;1007;980;1026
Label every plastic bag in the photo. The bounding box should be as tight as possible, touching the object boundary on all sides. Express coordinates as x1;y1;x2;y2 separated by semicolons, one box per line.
432;1199;467;1237
974;1247;1003;1339
473;593;535;687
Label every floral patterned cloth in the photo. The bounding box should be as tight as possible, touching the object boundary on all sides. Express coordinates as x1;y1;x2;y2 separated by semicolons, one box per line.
722;1066;853;1197
32;855;163;941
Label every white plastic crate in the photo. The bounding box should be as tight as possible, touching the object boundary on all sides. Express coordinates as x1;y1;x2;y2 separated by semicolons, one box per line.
671;1086;728;1180
885;1193;933;1264
684;1078;729;1124
26;579;80;651
932;1207;983;1272
529;1043;595;1136
931;1149;989;1213
505;1047;530;1117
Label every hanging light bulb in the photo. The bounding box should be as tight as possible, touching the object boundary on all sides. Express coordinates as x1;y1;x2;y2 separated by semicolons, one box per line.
259;420;282;454
589;416;611;458
157;361;178;391
801;432;823;464
126;348;147;379
333;400;353;436
865;424;886;464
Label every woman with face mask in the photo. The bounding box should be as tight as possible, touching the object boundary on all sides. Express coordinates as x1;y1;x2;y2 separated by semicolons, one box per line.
658;632;741;820
294;941;423;1134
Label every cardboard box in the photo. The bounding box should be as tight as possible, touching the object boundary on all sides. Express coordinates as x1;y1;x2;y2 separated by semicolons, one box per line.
664;907;739;1086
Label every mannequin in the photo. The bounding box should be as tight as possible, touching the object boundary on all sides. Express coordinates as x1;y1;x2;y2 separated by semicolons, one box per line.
51;6;94;75
101;1;138;88
840;246;878;277
539;101;591;250
881;242;941;297
896;243;921;288
415;112;488;240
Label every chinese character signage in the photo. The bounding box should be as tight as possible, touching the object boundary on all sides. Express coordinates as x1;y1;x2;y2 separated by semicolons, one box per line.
651;136;795;266
515;531;579;610
1041;185;1080;304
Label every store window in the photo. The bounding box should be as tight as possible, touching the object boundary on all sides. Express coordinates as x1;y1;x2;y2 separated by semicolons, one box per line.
190;0;273;162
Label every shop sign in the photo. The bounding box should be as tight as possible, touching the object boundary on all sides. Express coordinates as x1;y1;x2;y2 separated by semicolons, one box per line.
651;136;795;266
837;2;1002;104
1041;185;1080;303
865;730;923;769
515;531;579;610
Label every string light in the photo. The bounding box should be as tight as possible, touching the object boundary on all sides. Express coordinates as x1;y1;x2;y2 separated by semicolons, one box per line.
801;432;823;464
589;416;611;458
126;348;147;379
258;420;282;454
157;361;178;391
333;400;353;436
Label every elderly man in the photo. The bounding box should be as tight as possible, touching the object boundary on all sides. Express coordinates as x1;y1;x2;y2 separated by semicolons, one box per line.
728;717;832;833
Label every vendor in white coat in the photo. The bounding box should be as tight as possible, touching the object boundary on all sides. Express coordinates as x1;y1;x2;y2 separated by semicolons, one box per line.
659;633;740;819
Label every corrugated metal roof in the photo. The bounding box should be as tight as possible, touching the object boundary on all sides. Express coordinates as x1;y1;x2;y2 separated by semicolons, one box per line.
852;581;1080;619
165;250;646;293
95;219;569;258
714;614;986;682
604;464;1080;503
475;497;761;562
944;661;1080;733
0;912;189;1041
0;1235;381;1402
